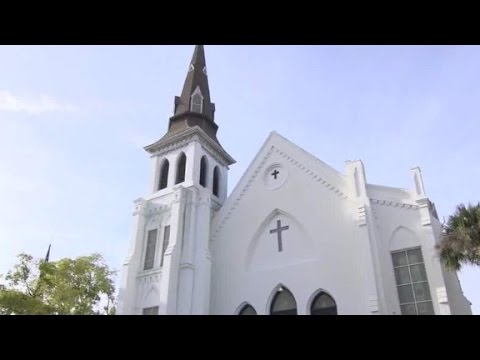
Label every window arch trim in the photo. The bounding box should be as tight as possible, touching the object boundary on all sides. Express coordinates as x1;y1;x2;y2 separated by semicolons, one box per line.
190;87;204;113
212;166;220;197
268;284;297;315
158;158;170;190
235;302;258;315
307;289;338;315
175;152;187;185
199;155;208;188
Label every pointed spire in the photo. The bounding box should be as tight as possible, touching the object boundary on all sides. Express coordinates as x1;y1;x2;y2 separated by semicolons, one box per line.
145;45;235;165
45;244;51;262
174;45;215;121
190;45;207;72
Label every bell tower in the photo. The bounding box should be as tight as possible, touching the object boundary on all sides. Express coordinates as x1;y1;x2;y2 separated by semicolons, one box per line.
117;45;235;315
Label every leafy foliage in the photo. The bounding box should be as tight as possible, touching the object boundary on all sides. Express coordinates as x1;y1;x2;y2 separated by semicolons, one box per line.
0;253;116;315
437;203;480;270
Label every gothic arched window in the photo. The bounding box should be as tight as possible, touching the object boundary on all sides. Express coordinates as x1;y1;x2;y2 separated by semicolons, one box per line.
158;159;169;190
176;152;187;185
199;156;208;188
238;304;257;315
212;166;220;197
191;92;203;113
310;292;337;315
270;287;297;315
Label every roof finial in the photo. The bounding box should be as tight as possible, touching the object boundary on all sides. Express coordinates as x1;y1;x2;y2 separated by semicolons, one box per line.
190;45;207;69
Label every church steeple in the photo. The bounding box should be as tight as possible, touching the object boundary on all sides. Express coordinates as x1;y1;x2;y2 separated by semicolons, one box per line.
175;45;214;120
162;45;219;145
145;45;234;168
117;44;234;316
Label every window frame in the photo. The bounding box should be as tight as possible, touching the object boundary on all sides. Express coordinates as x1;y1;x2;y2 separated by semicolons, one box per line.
175;152;187;185
143;228;158;271
391;247;434;315
309;291;338;315
237;304;257;315
160;225;171;267
270;287;298;315
190;88;204;113
158;158;169;191
212;166;220;197
199;155;208;188
143;306;159;315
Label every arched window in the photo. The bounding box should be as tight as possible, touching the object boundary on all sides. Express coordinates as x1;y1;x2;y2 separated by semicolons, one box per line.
270;287;297;315
143;229;158;271
310;292;337;315
175;152;187;185
212;166;220;197
238;304;257;315
191;92;203;113
158;159;169;190
199;156;208;187
391;247;434;315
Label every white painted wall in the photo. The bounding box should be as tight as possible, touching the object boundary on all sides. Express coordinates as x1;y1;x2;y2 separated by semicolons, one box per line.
117;128;231;315
211;133;372;315
119;131;472;316
210;132;472;315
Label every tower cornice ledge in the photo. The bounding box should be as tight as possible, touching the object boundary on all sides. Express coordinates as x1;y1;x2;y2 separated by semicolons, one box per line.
144;126;236;167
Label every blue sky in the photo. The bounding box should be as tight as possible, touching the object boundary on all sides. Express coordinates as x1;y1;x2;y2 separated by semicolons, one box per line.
0;45;479;314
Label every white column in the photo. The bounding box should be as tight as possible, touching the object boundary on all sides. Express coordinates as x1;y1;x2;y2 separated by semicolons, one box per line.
220;164;228;204
158;186;186;314
411;167;427;199
149;155;161;194
177;188;197;315
191;192;212;314
410;167;450;314
184;141;197;188
117;198;147;315
346;160;385;314
167;153;177;189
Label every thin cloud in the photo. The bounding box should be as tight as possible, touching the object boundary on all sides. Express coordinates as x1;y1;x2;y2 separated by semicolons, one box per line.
0;90;77;114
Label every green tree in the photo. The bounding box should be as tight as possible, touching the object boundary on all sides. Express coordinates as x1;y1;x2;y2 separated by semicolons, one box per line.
0;253;116;315
437;203;480;270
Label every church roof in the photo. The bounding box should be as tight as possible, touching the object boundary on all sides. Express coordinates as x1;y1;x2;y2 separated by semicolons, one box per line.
146;45;225;151
175;45;214;120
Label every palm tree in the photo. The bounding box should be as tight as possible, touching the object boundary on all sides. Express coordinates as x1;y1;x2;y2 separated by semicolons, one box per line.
437;203;480;270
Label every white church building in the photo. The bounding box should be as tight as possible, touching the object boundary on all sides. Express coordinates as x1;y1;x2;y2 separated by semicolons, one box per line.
116;45;472;315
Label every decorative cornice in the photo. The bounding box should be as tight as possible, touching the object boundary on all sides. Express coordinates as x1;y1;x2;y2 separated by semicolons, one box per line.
196;192;212;207
137;268;162;282
149;134;192;156
370;205;381;230
198;134;234;168
212;146;275;240
358;206;367;226
133;209;145;216
416;198;433;226
273;147;348;200
132;198;147;216
144;203;171;217
145;126;235;167
212;145;350;240
370;198;419;210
